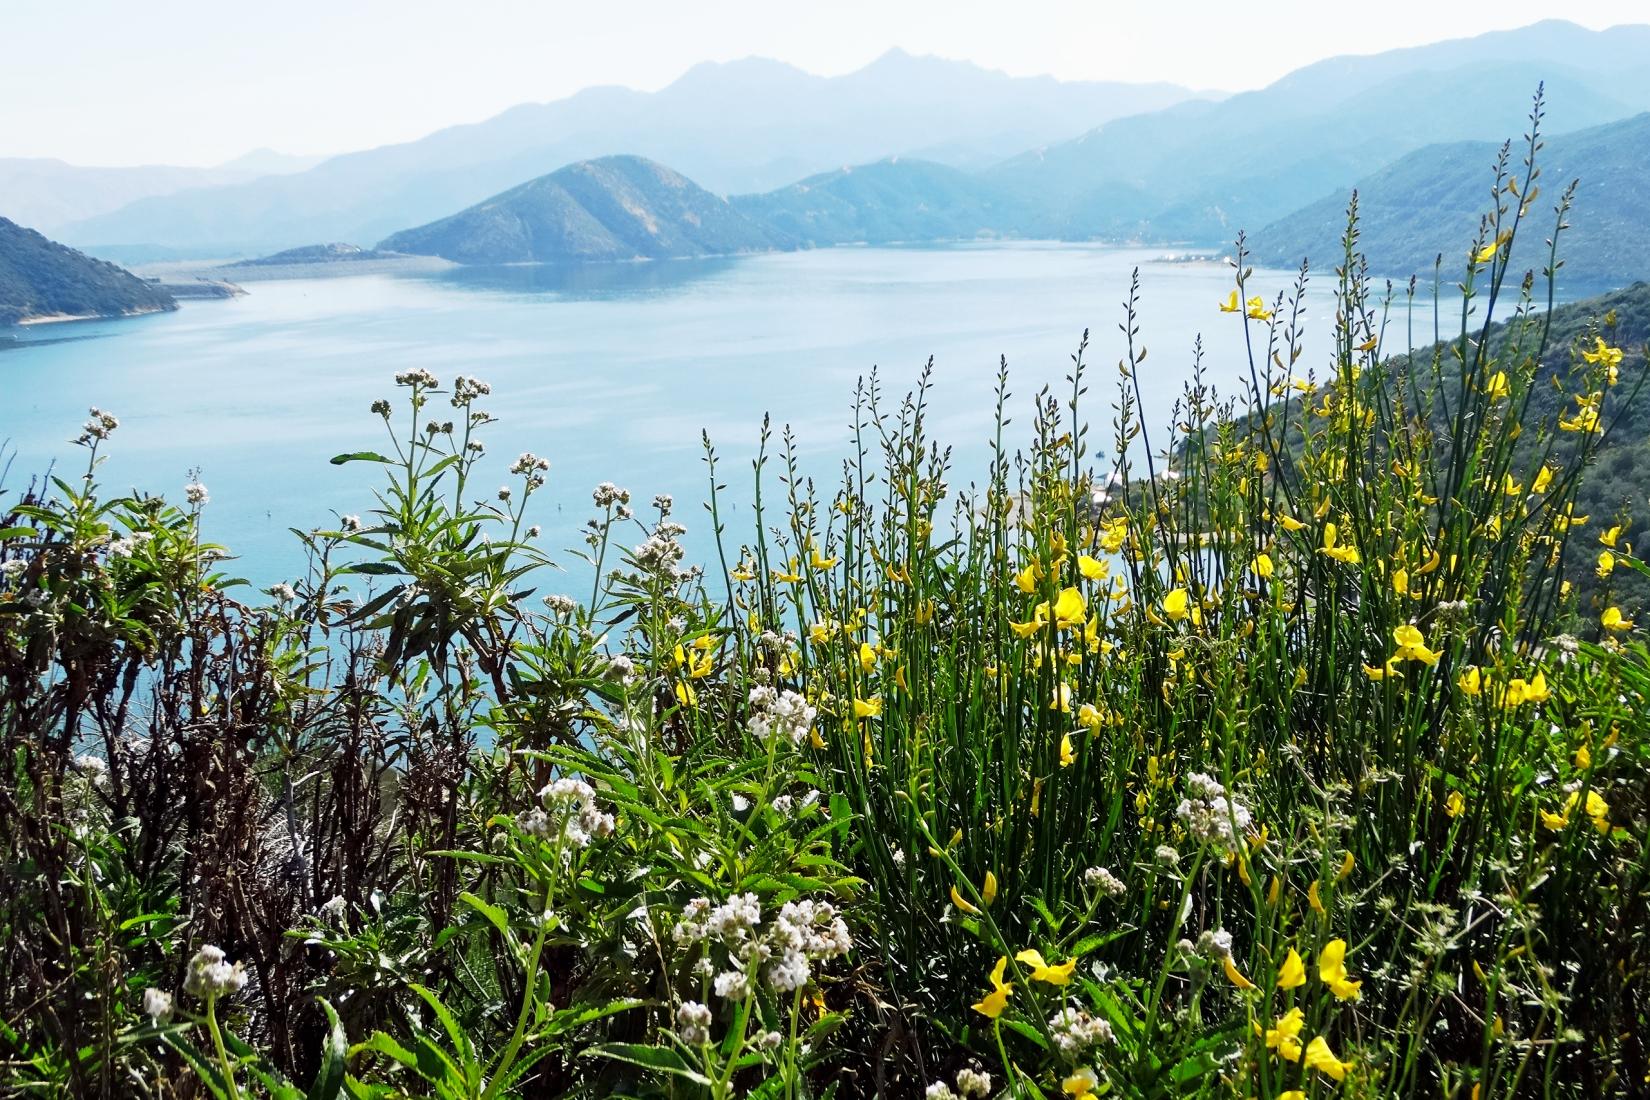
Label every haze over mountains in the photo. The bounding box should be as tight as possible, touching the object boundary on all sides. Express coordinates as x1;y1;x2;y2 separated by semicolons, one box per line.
49;50;1209;256
5;19;1650;299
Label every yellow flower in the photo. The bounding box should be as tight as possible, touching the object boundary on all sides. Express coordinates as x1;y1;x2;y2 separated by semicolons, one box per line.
858;641;877;673
1445;790;1466;818
1263;1007;1305;1062
894;665;909;693
1078;554;1107;580
1253;553;1274;580
1574;741;1591;769
1458;666;1482;696
1307;879;1324;914
1560;391;1603;434
853;696;882;719
1098;516;1128;553
971;955;1013;1018
1060;733;1076;768
1053;586;1087;629
1582;337;1624;382
1218;289;1241;313
982;871;999;905
1603;606;1635;631
1279;1093;1306;1100
1277;513;1306;532
1532;465;1555;494
1321;522;1360;565
1222;954;1256;990
1303;1035;1354;1081
1483;370;1510;400
1392;567;1408;596
1015;563;1040;594
1318;938;1362;1000
674;681;697;708
1246;295;1274;321
1277;947;1306;989
1392;623;1441;666
1586;790;1610;833
1016;948;1078;985
1049;682;1073;712
810;550;838;570
1598;549;1616;578
1600;524;1623;547
950;884;981;915
1163;587;1191;621
1010;617;1046;638
1061;1066;1099;1100
1473;240;1500;264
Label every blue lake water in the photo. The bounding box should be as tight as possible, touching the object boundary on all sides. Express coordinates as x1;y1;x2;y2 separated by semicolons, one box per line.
2;244;1321;588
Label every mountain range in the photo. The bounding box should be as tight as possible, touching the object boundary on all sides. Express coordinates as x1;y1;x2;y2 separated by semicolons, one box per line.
1259;112;1650;287
46;50;1208;257
0;218;174;325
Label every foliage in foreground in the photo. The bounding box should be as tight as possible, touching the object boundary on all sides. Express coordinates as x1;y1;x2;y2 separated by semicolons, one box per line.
2;111;1649;1099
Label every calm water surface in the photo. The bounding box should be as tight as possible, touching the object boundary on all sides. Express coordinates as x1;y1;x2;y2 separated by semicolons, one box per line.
2;244;1321;586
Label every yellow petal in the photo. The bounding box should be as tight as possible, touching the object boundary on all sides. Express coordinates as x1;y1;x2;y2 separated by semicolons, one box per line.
1277;948;1306;989
1223;954;1256;990
950;885;981;915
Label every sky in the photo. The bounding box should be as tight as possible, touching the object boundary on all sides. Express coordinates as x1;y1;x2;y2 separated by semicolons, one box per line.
6;0;1647;167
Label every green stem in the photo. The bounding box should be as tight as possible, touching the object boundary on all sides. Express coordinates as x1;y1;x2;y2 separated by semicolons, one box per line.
204;995;241;1100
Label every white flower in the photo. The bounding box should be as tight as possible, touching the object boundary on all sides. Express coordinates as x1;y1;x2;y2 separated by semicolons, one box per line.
183;945;247;999
1174;772;1252;853
542;593;577;616
676;1000;712;1045
394;369;439;388
512;453;551;476
184;482;210;506
926;1084;960;1100
268;582;297;603
1;559;27;579
955;1068;993;1098
1084;866;1126;898
451;375;491;406
593;482;630;508
142;987;173;1024
748;687;817;747
713;968;753;1000
340;515;362;533
318;895;347;922
765;949;810;991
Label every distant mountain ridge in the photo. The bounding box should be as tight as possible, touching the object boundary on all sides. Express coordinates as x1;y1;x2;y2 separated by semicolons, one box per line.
379;157;784;263
1257;112;1650;288
53;50;1209;257
0;218;174;325
985;21;1650;243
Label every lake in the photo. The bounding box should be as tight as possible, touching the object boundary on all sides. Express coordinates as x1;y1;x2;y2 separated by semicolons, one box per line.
1;244;1320;588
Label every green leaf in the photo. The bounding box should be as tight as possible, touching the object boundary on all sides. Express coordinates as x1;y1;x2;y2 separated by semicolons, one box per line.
585;1043;711;1086
330;452;393;466
306;998;348;1100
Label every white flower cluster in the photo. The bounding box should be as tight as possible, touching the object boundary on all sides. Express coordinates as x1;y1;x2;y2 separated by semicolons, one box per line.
318;895;348;923
746;685;817;747
593;482;631;509
674;893;850;1000
143;987;174;1024
634;522;688;577
514;777;616;849
1;559;27;580
1049;1005;1115;1059
77;407;120;444
340;514;362;533
542;593;577;616
676;999;712;1045
269;582;297;603
1083;866;1126;898
1175;772;1252;852
1194;928;1233;961
510;452;551;491
451;375;491;406
926;1068;993;1100
108;531;154;559
394;369;440;388
184;482;210;506
183;944;247;999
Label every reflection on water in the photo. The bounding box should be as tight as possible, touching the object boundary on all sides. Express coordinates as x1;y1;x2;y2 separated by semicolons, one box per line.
1;244;1323;586
426;255;743;299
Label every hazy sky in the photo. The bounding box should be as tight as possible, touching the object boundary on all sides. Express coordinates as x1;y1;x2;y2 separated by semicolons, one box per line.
6;0;1646;166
